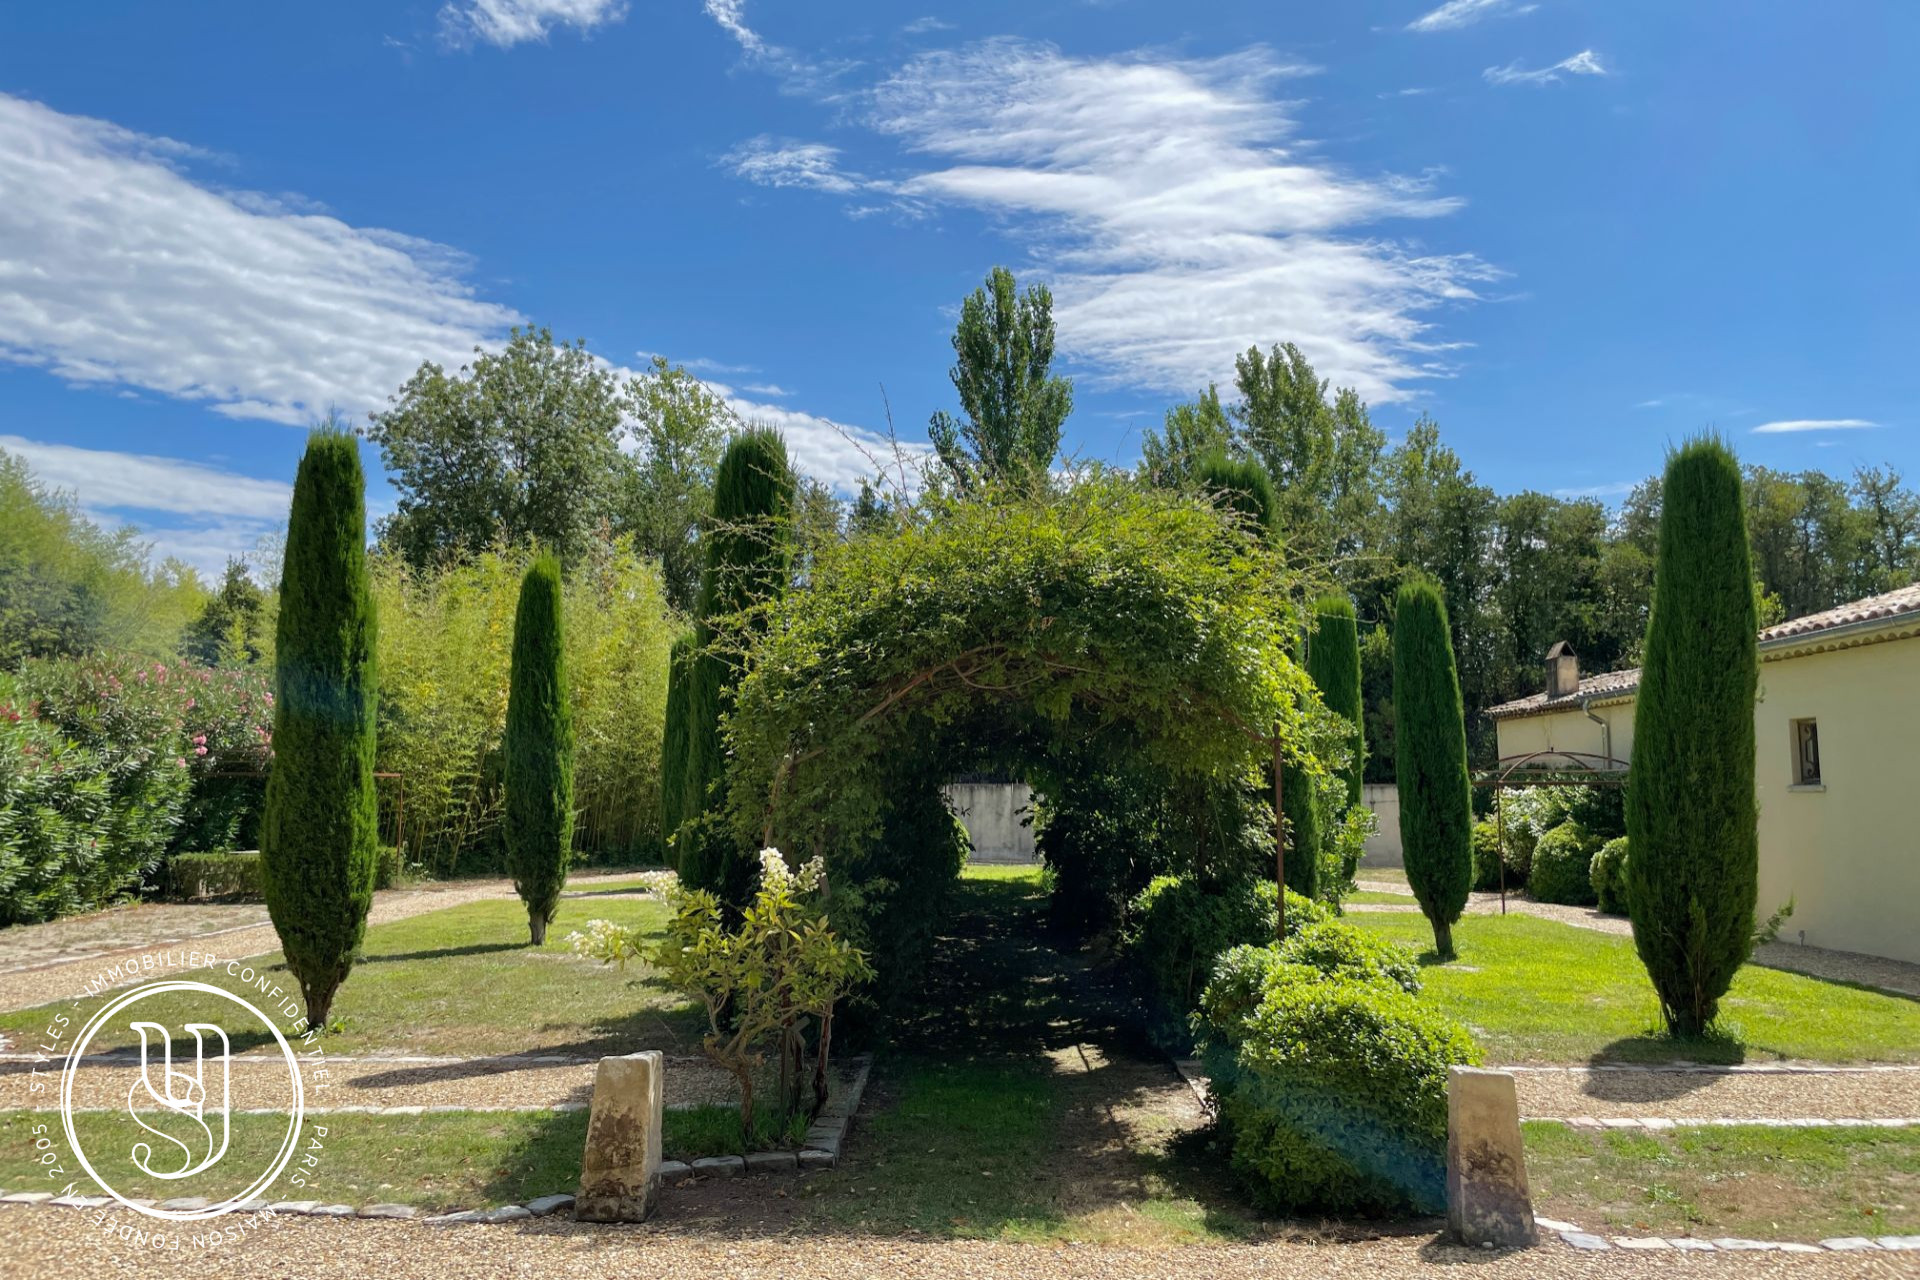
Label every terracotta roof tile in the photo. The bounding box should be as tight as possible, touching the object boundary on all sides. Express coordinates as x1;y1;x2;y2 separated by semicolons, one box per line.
1758;581;1920;642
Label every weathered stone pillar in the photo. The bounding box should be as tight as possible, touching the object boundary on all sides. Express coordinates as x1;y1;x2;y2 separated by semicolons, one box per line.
1446;1065;1537;1248
575;1050;665;1222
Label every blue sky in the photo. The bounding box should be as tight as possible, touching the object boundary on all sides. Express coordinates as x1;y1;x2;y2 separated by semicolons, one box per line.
3;1;1915;574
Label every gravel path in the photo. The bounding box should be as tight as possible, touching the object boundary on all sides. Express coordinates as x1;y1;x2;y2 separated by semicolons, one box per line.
0;873;650;1014
1349;881;1920;996
1;1211;1908;1279
1511;1065;1920;1121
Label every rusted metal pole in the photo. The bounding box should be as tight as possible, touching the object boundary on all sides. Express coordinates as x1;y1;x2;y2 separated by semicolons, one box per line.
1273;732;1286;942
1495;782;1507;916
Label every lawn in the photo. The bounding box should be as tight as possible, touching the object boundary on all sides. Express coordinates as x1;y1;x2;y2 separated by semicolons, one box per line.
1350;912;1920;1064
1524;1121;1920;1240
1346;889;1415;905
0;891;700;1058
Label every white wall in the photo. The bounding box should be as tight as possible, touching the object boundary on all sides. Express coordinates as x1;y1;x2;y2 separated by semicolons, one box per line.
1359;782;1402;867
945;782;1037;865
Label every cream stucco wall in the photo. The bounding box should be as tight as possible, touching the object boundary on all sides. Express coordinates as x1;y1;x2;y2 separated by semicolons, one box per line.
1491;634;1920;965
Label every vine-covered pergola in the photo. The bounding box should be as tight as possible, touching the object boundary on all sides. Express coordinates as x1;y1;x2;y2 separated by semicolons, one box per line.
1471;748;1627;911
717;478;1343;986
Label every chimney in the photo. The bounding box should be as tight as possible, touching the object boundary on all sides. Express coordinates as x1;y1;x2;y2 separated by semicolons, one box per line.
1546;641;1580;699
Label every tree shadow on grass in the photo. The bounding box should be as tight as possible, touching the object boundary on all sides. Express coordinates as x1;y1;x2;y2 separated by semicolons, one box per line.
359;941;526;965
1585;1025;1749;1076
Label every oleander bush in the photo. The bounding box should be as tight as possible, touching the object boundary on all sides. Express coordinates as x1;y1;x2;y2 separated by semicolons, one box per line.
1529;820;1601;905
1591;836;1631;915
1197;954;1481;1214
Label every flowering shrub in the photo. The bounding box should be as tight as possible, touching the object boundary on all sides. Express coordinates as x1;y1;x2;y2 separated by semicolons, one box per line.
569;849;872;1138
0;654;272;923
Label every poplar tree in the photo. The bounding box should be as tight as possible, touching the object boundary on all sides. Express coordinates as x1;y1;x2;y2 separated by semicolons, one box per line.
261;429;379;1029
505;554;574;944
1392;578;1473;957
1626;437;1759;1037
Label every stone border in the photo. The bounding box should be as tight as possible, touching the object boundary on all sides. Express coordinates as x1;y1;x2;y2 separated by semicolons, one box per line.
1537;1216;1920;1255
1540;1115;1918;1130
657;1054;871;1185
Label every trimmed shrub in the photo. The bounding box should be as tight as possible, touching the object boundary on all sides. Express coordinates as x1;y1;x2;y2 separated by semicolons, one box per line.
682;428;794;894
504;555;574;945
165;850;264;900
1392;578;1473;957
1529;820;1600;905
1276;920;1422;995
1591;836;1630;915
1308;596;1365;889
659;633;693;869
1122;873;1326;1049
1198;962;1482;1214
1627;437;1760;1038
1280;744;1322;901
1471;818;1505;892
1195;451;1277;537
261;430;379;1030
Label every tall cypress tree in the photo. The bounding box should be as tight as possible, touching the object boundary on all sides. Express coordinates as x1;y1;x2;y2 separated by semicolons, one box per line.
505;554;574;945
1194;450;1277;538
1626;437;1759;1038
1309;596;1365;812
659;632;694;868
681;428;794;893
1392;577;1473;958
261;429;378;1029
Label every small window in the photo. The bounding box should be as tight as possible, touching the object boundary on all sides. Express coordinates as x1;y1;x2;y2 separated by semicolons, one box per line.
1791;718;1822;786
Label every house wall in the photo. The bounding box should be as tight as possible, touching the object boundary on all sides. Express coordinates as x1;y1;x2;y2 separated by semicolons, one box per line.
1359;783;1403;867
1492;634;1920;965
1754;638;1920;964
945;782;1037;864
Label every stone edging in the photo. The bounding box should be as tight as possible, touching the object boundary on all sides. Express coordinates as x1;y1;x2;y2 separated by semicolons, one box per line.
1540;1115;1918;1130
658;1054;872;1184
1538;1216;1920;1255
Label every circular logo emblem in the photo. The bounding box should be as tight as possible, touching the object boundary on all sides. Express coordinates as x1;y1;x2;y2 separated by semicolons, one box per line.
60;980;306;1221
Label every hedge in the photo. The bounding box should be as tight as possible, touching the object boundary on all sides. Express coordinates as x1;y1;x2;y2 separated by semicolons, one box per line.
1591;836;1630;915
1529;820;1600;906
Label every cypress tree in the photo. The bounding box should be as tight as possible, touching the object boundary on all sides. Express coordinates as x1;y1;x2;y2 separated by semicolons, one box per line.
261;429;378;1030
1194;450;1277;538
659;632;694;868
681;428;794;893
1625;437;1759;1038
1308;596;1366;884
1392;577;1473;958
505;554;574;945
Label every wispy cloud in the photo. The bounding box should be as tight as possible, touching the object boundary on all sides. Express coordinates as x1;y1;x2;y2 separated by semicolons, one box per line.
700;0;854;94
902;17;955;35
1553;480;1636;499
724;136;866;194
0;93;521;427
1407;0;1537;33
839;40;1492;403
702;0;764;55
742;382;792;397
0;435;294;575
1751;418;1880;435
438;0;628;48
1484;49;1607;87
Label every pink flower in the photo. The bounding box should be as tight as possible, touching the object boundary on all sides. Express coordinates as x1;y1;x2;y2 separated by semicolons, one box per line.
192;734;207;746
175;757;187;768
186;698;196;710
194;745;208;756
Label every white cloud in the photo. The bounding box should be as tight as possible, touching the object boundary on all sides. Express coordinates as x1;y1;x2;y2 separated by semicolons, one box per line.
1484;49;1607;87
0;93;522;427
439;0;628;48
690;376;924;491
1407;0;1537;33
702;0;764;54
1553;481;1636;498
742;382;792;396
854;40;1491;403
724;136;866;194
902;17;956;35
1751;418;1880;434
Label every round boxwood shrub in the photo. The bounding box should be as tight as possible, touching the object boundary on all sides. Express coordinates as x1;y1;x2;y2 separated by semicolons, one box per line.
1276;920;1422;995
1590;836;1631;915
1471;818;1504;891
1199;966;1481;1215
1529;820;1600;905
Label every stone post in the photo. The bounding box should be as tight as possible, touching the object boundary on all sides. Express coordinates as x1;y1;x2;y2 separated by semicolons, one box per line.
575;1050;665;1222
1446;1065;1537;1248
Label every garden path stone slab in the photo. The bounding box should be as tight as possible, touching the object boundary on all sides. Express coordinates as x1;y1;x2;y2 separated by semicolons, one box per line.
524;1194;575;1216
1445;1067;1536;1248
575;1050;664;1223
691;1156;745;1178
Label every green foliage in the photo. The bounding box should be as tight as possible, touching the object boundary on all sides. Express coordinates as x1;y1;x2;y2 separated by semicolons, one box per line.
1194;451;1277;537
927;266;1073;495
1628;437;1761;1038
1529;820;1600;906
261;429;379;1029
1591;836;1631;915
180;559;269;668
1279;747;1322;900
1308;597;1365;813
659;634;694;868
1120;873;1326;1049
618;356;738;614
369;534;674;875
570;851;873;1135
1197;956;1482;1214
369;327;627;570
1392;577;1473;956
1139;386;1234;487
165;850;264;900
0;450;210;666
1471;818;1506;891
1275;920;1423;995
682;428;794;894
504;555;574;945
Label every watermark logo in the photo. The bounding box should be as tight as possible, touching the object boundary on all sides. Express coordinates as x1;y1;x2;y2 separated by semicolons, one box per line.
59;978;308;1223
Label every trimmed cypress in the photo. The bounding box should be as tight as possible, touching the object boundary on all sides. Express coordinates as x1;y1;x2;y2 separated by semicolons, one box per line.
1392;577;1473;958
261;429;379;1030
659;632;694;869
1280;737;1322;900
1309;595;1366;887
1194;450;1277;538
1625;437;1759;1038
505;554;574;945
681;427;795;893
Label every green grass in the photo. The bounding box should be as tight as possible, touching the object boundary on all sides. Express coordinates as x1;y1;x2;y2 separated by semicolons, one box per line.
1350;912;1920;1064
959;863;1046;882
1524;1121;1920;1240
0;891;700;1058
1353;866;1409;887
1346;890;1415;905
